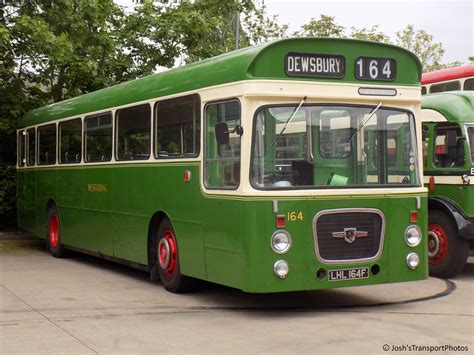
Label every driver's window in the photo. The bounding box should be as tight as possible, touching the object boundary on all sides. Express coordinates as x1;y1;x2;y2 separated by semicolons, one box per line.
319;111;351;158
434;124;464;168
205;100;241;189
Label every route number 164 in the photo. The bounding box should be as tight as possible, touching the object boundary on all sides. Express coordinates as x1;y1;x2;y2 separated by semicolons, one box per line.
355;57;396;81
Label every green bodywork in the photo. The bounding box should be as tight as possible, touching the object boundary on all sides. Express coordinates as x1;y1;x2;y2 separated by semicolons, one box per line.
422;91;474;218
17;38;427;292
422;91;474;125
17;164;428;292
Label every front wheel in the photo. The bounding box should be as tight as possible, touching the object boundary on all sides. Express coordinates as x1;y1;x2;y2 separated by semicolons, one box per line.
428;210;468;278
155;219;195;293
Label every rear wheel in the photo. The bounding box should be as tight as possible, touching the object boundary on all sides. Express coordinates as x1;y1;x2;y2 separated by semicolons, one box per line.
154;219;195;293
47;206;67;258
428;210;468;278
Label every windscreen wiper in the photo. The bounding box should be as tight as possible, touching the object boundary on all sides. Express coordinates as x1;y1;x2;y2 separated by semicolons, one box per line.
347;102;383;142
271;96;307;148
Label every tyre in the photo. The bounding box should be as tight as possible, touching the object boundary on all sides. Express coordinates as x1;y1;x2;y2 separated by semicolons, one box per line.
46;206;67;258
154;219;195;293
428;210;469;278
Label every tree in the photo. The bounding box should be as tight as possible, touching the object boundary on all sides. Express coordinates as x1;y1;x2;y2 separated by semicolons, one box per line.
10;0;157;102
294;15;344;37
169;0;251;63
118;1;182;71
128;0;288;63
0;0;173;226
350;25;390;43
242;4;288;46
396;24;445;72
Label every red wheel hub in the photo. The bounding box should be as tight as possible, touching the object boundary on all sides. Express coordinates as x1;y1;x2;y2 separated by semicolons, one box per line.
428;224;448;265
158;230;177;276
49;214;59;249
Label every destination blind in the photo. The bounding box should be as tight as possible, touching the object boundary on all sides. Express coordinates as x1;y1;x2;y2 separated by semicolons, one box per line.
285;52;345;78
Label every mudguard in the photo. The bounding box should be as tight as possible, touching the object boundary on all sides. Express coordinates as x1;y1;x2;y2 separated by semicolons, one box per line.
429;197;474;239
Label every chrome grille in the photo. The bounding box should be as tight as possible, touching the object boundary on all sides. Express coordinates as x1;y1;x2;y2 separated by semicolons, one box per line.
313;209;385;263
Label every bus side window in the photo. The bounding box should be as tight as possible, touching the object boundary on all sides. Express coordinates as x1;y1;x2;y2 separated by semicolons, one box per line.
464;78;474;91
116;104;151;161
422;125;429;168
26;128;35;166
205;100;241;189
154;94;200;159
84;113;112;163
421;86;427;95
468;126;474;163
59;118;82;164
434;124;464;168
18;130;26;167
430;80;460;93
37;124;57;165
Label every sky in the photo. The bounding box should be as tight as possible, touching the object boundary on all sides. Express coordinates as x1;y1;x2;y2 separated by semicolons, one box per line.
115;0;474;65
263;0;473;64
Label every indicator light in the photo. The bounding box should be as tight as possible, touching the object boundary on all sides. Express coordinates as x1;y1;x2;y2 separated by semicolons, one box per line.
429;176;435;192
462;174;470;185
276;215;285;228
410;211;418;223
183;170;191;182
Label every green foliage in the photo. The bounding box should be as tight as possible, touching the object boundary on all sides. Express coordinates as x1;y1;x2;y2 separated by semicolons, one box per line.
441;61;464;69
395;25;444;72
294;15;344;38
0;163;16;227
119;1;181;72
350;25;390;43
160;0;255;63
242;4;288;45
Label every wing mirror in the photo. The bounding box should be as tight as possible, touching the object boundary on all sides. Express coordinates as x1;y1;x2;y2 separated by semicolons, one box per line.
215;122;243;145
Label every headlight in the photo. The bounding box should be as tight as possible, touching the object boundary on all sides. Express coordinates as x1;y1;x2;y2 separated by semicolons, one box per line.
405;225;422;247
406;252;420;270
273;260;289;278
270;230;292;254
462;174;470;185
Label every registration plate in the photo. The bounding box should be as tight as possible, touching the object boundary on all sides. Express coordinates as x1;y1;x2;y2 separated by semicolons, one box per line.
328;267;369;281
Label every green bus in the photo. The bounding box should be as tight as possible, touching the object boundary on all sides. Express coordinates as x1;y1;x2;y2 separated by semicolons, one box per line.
17;38;428;293
421;91;474;278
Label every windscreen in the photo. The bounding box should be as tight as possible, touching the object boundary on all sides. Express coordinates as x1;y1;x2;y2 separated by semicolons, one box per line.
251;104;420;189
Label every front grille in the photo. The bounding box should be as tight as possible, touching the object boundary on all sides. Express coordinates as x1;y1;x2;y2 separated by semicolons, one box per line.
313;209;384;263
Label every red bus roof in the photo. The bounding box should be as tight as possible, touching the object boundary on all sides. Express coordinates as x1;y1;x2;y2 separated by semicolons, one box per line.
421;64;474;84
